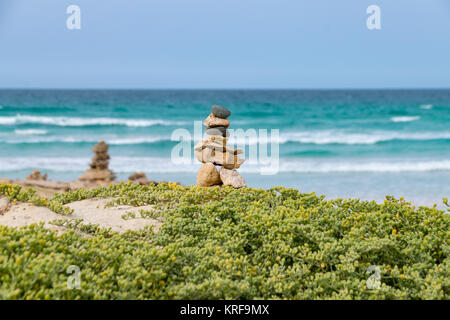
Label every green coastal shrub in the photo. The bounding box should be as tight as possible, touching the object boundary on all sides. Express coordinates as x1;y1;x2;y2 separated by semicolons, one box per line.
0;183;449;300
0;183;72;215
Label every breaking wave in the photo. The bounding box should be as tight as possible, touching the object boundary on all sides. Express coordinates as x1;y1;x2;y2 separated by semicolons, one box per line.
0;157;449;174
0;114;188;127
230;130;450;145
391;116;420;123
1;130;450;145
14;129;48;136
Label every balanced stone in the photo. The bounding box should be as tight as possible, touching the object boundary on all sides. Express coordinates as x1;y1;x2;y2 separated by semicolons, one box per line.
194;147;214;163
92;141;109;153
194;136;227;152
225;148;244;155
90;160;109;170
231;155;245;169
206;127;229;137
219;168;246;188
195;148;244;169
197;163;222;187
213;151;235;169
212;105;231;119
93;153;110;161
203;113;229;128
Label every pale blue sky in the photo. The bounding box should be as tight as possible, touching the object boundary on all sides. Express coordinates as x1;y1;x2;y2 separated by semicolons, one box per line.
0;0;449;88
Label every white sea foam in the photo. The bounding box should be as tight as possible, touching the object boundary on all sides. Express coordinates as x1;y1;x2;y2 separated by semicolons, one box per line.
420;104;433;110
229;130;450;145
0;114;188;127
271;160;450;173
390;116;420;123
1;157;450;174
14;129;48;136
0;135;172;144
1;130;450;145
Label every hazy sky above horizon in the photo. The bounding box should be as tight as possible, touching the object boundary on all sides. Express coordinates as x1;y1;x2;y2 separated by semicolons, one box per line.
0;0;449;89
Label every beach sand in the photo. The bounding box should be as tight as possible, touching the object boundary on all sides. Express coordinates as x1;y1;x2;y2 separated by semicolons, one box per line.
0;190;162;234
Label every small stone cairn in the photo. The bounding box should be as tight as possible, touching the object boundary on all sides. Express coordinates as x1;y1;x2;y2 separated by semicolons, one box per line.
79;141;115;183
195;106;246;188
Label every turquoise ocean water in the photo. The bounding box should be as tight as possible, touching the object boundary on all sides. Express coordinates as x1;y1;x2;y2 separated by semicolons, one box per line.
0;89;449;206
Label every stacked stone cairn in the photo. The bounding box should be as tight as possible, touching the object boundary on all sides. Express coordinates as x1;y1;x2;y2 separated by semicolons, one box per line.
195;105;246;188
79;141;115;183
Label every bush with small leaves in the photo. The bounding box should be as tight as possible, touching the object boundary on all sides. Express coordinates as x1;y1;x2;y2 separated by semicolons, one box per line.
0;183;448;299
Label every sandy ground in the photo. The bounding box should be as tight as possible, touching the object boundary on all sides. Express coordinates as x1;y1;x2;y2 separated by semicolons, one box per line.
0;196;162;234
0;178;118;198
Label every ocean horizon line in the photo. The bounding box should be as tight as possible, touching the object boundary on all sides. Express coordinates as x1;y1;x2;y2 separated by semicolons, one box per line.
1;87;450;91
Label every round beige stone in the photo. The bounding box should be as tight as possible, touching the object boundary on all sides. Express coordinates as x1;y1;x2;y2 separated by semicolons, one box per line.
197;163;222;187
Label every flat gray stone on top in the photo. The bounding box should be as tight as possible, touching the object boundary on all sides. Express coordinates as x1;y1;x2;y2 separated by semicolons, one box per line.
212;105;231;119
